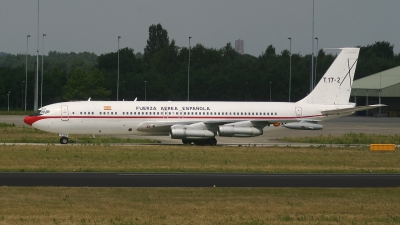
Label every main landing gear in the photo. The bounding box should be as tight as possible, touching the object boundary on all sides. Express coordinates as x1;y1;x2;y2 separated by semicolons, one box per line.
182;137;217;146
60;136;69;144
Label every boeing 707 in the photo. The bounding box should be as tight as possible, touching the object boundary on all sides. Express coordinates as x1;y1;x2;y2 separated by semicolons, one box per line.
24;48;384;145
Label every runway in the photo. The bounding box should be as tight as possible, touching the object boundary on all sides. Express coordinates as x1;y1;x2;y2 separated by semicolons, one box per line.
1;173;400;188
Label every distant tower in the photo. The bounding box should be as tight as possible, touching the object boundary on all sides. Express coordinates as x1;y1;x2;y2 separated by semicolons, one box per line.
235;39;244;54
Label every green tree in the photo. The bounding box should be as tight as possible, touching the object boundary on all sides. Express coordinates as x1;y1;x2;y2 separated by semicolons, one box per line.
63;67;110;100
143;24;170;62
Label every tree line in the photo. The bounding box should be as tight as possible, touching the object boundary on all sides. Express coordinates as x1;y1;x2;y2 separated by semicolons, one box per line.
1;24;399;110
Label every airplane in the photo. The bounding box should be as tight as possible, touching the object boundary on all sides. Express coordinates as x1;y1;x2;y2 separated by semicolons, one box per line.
24;48;385;145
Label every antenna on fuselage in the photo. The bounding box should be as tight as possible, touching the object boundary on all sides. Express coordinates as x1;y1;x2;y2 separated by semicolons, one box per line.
88;97;91;101
134;97;137;101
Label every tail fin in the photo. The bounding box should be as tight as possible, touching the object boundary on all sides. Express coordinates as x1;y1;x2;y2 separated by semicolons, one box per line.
297;48;360;105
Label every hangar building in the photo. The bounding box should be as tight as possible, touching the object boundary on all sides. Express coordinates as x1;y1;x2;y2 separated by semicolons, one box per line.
351;66;400;117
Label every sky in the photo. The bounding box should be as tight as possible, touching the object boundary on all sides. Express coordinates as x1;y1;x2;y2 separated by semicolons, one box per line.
1;0;399;57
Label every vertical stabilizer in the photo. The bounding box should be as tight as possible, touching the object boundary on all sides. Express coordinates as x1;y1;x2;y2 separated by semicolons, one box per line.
297;48;360;105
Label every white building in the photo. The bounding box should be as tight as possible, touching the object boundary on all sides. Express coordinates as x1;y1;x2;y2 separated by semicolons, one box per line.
235;39;244;54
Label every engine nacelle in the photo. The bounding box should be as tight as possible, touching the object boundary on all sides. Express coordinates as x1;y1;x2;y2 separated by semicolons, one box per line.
170;128;215;140
217;126;263;137
283;122;323;130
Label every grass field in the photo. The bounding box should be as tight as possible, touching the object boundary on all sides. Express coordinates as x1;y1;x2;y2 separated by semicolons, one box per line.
0;122;156;144
1;187;399;225
283;132;400;145
1;122;400;224
0;110;29;115
0;145;399;173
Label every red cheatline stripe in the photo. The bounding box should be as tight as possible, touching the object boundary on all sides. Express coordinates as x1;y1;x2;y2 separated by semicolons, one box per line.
25;114;325;125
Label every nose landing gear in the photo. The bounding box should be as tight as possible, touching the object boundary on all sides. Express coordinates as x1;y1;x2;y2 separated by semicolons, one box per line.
60;136;69;144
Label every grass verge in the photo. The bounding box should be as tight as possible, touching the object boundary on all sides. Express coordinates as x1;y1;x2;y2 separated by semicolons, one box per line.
1;145;399;173
283;132;400;145
0;187;399;225
0;123;156;144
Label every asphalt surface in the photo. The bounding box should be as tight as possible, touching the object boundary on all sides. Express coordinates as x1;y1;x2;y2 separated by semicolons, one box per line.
1;173;400;187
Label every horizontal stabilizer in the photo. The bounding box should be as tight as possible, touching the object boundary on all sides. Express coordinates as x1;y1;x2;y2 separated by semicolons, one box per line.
321;104;386;116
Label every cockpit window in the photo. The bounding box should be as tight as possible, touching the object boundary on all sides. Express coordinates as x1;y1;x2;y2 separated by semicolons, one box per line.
30;108;46;116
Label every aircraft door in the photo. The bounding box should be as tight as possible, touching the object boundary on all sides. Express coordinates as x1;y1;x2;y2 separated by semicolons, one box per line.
61;105;69;121
295;107;302;119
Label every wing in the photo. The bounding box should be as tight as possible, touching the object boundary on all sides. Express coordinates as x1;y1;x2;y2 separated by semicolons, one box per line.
321;104;386;116
136;117;296;133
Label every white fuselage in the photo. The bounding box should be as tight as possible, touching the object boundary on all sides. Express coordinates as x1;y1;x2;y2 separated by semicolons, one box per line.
28;100;353;136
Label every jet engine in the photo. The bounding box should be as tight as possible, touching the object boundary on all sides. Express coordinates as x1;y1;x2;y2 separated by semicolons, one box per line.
169;125;215;139
283;122;323;130
217;125;263;137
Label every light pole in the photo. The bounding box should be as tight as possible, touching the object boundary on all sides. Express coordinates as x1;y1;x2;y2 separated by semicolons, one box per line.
314;37;318;88
245;81;248;101
34;0;39;111
187;36;191;101
311;0;315;92
7;91;11;111
288;37;292;102
25;35;30;111
41;33;46;107
269;82;272;102
22;81;25;109
117;36;121;101
144;81;147;101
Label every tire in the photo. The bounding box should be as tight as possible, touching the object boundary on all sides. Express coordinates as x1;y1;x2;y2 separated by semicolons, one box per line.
208;138;217;146
195;140;209;146
60;137;69;144
182;139;191;145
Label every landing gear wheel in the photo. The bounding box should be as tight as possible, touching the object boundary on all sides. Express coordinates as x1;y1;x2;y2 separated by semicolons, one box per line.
194;140;206;146
208;138;217;146
60;136;69;144
182;139;191;145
